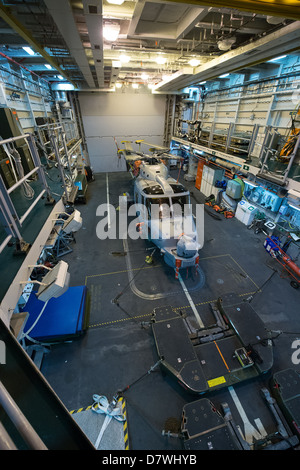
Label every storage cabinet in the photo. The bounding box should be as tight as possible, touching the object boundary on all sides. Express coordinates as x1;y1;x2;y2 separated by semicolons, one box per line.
199;165;224;197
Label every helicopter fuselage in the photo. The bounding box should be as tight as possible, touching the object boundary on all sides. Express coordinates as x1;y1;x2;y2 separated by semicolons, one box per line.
133;161;201;275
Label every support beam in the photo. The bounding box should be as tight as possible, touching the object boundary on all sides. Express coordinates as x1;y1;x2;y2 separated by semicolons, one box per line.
163;0;300;21
154;21;300;92
82;0;104;88
44;0;95;89
0;4;76;87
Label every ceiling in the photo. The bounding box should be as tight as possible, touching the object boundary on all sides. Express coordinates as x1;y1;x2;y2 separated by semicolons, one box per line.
0;0;300;93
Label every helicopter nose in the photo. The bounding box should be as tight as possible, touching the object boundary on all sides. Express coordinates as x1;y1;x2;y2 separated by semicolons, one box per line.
176;234;199;258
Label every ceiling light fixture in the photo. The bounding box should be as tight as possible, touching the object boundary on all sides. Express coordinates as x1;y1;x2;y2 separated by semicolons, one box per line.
219;73;229;78
22;46;35;56
189;59;200;67
156;56;166;65
199;81;206;84
57;75;64;80
112;60;121;68
267;55;287;62
119;54;130;64
103;23;120;42
106;0;125;4
45;64;52;69
289;203;300;212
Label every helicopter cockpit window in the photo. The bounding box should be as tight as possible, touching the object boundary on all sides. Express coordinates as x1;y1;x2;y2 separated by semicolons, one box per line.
143;185;164;195
146;197;171;219
171;195;189;215
169;184;186;194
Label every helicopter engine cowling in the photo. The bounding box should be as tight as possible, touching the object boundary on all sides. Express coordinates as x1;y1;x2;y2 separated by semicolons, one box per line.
176;234;199;258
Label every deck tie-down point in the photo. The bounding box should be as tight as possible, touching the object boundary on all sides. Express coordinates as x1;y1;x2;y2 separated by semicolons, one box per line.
91;395;125;449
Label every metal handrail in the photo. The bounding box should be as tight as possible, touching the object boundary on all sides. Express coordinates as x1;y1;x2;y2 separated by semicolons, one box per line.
0;381;47;450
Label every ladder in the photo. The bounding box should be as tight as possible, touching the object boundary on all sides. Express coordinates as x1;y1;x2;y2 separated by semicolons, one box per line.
163;95;177;147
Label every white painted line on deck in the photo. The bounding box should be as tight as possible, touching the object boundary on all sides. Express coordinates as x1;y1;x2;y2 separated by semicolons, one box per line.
254;418;268;438
178;273;204;328
106;173;111;228
228;386;268;444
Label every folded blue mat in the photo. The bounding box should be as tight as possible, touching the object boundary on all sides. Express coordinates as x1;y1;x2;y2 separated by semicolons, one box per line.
22;286;88;341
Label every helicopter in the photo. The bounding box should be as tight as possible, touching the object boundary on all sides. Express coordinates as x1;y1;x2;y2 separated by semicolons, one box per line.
118;140;202;278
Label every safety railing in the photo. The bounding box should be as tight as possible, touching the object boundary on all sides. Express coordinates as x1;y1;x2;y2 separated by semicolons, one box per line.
0;380;47;450
0;134;53;254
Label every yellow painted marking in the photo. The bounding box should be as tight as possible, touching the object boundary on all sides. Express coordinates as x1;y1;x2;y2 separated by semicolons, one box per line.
87;291;259;329
214;341;230;372
85;251;260;328
70;397;129;450
207;376;226;387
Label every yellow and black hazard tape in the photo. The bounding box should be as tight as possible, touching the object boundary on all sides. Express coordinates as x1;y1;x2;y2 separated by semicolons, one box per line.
120;396;129;450
87;290;259;329
70;396;129;450
70;404;93;415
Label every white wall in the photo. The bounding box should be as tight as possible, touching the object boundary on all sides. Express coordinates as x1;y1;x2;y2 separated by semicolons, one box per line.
78;91;166;173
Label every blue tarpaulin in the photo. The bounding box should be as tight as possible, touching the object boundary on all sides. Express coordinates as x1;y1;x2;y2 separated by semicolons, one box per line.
22;286;89;341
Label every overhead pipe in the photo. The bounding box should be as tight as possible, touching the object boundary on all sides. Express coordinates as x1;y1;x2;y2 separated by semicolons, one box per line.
210;157;248;176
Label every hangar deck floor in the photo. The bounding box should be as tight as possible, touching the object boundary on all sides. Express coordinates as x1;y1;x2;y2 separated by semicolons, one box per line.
39;169;300;451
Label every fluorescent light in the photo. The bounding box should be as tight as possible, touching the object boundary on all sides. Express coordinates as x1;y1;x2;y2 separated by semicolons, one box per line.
112;60;121;68
189;59;200;67
267;55;287;63
106;0;124;4
199;81;206;84
219;73;229;78
57;75;64;80
119;54;130;64
156;56;166;65
103;24;120;42
289;203;300;211
45;64;52;69
23;47;35;56
53;83;75;91
245;181;258;187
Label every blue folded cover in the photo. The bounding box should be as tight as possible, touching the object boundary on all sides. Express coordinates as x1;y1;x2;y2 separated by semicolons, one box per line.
22;286;87;340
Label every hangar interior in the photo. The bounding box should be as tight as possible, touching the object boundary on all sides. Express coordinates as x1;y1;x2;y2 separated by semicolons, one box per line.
0;0;300;452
